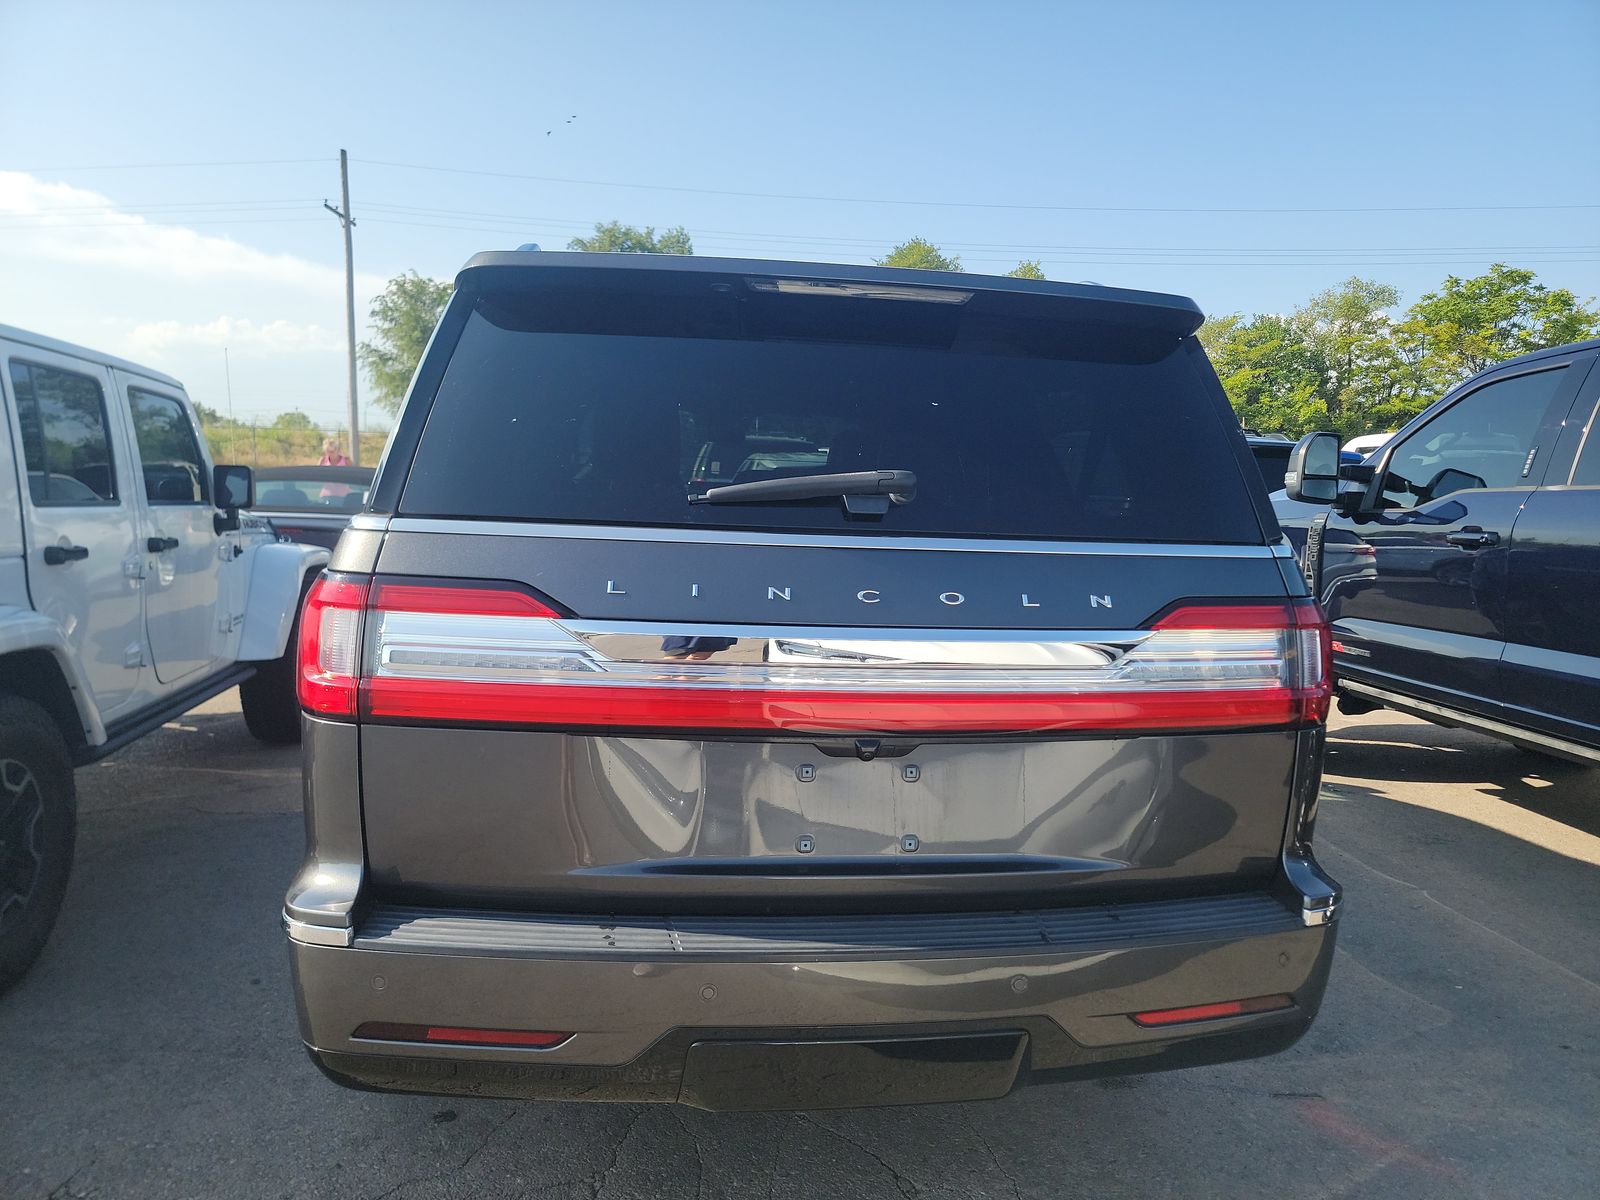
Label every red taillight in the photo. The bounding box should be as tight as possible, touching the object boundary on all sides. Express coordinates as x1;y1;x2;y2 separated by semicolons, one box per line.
351;1022;571;1049
297;574;369;718
310;578;1333;735
369;581;559;618
1130;993;1294;1027
1157;599;1329;724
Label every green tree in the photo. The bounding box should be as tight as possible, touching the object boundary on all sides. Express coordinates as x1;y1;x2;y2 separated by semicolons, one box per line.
567;221;693;254
358;271;453;416
1396;263;1600;389
1005;260;1046;280
1295;277;1405;437
271;410;317;431
877;237;962;272
1199;312;1328;437
191;400;228;428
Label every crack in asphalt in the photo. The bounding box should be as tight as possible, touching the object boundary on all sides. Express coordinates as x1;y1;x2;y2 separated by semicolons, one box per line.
44;1159;95;1200
590;1106;648;1199
966;1117;1024;1200
797;1115;920;1198
669;1109;707;1199
363;1105;520;1200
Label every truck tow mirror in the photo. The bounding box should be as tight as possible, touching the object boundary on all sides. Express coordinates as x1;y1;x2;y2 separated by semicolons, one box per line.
1284;433;1341;504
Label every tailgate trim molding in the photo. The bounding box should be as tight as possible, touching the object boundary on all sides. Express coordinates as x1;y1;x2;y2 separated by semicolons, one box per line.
383;517;1286;559
352;893;1300;960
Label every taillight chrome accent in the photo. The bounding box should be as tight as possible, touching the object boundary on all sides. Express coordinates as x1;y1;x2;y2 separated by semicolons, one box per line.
300;579;1333;734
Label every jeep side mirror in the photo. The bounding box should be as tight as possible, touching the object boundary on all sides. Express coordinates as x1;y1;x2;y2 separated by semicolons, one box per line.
212;464;253;533
213;464;254;511
1284;432;1341;504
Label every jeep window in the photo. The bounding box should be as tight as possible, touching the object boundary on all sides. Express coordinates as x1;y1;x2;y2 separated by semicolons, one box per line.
1380;366;1570;508
129;387;209;504
9;360;119;506
400;288;1263;544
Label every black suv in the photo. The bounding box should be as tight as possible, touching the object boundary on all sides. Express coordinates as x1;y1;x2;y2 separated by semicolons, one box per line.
1280;339;1600;765
285;253;1340;1111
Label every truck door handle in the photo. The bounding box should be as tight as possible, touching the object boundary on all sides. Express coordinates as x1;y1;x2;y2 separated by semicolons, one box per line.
1446;527;1500;548
43;543;90;565
146;536;180;553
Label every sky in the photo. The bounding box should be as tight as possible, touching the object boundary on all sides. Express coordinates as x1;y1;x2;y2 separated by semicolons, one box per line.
2;0;1597;432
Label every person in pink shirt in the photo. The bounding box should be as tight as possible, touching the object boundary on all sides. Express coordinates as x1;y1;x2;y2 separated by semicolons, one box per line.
319;436;353;499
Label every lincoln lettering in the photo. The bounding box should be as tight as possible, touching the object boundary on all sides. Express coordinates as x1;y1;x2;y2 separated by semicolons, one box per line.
601;582;1113;610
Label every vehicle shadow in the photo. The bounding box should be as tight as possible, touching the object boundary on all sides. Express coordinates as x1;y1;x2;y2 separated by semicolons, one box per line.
1325;717;1600;838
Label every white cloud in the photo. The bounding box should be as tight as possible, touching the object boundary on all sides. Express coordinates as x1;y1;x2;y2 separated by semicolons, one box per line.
0;171;383;294
124;315;342;359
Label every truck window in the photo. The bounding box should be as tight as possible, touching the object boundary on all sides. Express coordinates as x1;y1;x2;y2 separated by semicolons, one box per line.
129;388;209;504
1379;366;1570;508
9;360;119;506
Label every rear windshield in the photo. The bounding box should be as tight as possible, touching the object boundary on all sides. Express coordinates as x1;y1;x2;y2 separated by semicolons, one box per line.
1249;442;1292;493
399;284;1264;544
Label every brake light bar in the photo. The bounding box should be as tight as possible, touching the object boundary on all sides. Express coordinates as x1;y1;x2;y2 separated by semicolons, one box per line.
297;577;1331;735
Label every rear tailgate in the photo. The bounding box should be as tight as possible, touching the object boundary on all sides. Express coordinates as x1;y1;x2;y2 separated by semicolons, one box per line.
330;256;1315;914
349;527;1310;912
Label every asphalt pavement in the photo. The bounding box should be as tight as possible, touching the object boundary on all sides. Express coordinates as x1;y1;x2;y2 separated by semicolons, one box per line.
2;696;1596;1200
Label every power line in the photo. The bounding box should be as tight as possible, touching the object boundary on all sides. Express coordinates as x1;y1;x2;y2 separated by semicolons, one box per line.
15;157;330;171
352;158;1600;215
356;202;1600;254
352;218;1600;267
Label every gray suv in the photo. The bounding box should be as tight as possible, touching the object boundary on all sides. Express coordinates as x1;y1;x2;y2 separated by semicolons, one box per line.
285;253;1340;1111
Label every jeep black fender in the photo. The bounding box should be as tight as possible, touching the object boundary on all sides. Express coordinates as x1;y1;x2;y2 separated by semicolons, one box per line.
0;608;103;747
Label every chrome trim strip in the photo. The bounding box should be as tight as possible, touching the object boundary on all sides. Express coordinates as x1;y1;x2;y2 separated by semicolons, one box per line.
354;893;1302;959
349;514;391;532
284;913;355;947
1340;680;1600;764
563;618;1154;645
384;517;1279;558
1300;896;1340;927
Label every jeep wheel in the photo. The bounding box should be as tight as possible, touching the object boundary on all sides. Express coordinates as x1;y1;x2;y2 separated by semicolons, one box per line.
240;574;313;745
0;696;77;993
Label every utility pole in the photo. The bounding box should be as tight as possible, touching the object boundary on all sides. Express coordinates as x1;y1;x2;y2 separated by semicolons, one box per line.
223;346;234;422
324;149;361;466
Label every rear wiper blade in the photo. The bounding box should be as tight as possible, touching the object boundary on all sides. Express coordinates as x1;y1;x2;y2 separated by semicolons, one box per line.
690;469;917;507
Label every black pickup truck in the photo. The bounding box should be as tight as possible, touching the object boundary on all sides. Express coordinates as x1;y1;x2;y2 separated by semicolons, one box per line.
1278;339;1600;765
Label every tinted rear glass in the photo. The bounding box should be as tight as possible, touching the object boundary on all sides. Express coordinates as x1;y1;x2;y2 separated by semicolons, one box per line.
400;283;1264;544
1249;443;1292;493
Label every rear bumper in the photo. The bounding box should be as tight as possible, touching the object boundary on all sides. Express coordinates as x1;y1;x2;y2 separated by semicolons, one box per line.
287;886;1339;1110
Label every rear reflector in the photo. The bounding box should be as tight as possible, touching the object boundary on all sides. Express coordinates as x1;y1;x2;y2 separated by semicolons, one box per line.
351;1022;571;1049
1130;994;1294;1027
299;577;1332;735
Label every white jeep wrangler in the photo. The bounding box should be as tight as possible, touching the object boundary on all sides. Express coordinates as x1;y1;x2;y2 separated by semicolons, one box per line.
0;324;328;989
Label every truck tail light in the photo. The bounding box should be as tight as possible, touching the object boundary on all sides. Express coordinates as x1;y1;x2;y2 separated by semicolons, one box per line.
300;578;1332;735
297;575;369;718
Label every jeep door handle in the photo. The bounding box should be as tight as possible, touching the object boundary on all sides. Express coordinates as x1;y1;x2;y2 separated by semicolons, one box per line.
1446;527;1500;548
146;536;180;553
43;543;90;565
